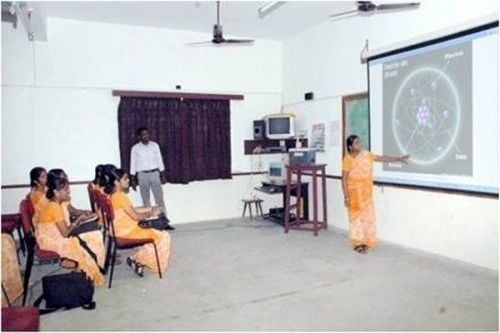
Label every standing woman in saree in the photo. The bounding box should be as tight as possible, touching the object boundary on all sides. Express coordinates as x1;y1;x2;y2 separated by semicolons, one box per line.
342;135;410;254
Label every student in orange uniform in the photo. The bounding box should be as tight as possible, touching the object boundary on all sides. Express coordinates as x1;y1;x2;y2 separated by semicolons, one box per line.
2;234;23;306
105;166;171;277
36;172;104;286
90;164;106;193
29;167;47;208
49;169;94;219
29;167;49;229
342;135;410;254
46;169;106;269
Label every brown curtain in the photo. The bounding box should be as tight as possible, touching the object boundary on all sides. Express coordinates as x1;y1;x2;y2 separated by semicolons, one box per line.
118;97;231;184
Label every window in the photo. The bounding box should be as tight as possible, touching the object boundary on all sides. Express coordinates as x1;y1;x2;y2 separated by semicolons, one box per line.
118;97;231;184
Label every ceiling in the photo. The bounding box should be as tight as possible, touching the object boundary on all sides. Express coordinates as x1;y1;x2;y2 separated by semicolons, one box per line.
40;1;356;40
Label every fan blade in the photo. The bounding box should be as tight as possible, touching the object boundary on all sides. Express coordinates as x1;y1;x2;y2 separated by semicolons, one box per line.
329;9;359;19
376;3;420;11
330;12;360;21
185;41;213;46
224;39;254;44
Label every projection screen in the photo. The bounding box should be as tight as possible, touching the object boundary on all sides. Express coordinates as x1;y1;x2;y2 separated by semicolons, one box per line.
367;17;498;195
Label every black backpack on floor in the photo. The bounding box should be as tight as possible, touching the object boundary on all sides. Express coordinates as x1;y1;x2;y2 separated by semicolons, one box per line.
34;271;95;314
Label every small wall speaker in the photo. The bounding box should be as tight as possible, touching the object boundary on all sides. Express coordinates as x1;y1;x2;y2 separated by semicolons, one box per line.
253;120;265;140
305;92;314;100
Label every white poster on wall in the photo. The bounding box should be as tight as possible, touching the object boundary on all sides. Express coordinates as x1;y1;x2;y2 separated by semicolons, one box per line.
311;123;325;152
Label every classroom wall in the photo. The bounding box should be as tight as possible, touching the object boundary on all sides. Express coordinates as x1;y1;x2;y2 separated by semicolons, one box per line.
1;17;284;221
282;0;499;270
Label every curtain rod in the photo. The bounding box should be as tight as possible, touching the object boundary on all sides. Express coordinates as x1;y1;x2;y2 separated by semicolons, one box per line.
112;90;244;101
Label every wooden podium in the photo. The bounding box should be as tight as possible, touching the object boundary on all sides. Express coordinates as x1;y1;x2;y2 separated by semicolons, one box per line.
284;164;327;236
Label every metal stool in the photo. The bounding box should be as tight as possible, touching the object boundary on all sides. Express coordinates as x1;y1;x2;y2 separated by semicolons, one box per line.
242;198;264;219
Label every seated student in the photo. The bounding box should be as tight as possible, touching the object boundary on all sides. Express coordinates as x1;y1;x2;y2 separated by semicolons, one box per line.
29;167;48;229
90;164;127;244
2;234;23;306
89;164;105;193
49;169;94;220
102;164;160;214
105;167;171;277
47;168;106;269
36;173;104;286
88;164;108;229
29;167;47;207
97;164;121;194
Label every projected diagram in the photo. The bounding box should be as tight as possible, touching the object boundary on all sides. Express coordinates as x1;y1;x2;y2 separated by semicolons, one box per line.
383;43;472;175
392;67;460;165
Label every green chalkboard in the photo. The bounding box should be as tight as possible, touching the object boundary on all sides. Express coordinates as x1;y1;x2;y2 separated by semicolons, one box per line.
342;92;369;155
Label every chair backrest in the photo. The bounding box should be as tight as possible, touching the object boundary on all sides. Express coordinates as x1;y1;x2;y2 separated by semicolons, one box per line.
93;191;105;217
2;282;40;331
87;183;96;213
19;199;34;237
94;192;116;238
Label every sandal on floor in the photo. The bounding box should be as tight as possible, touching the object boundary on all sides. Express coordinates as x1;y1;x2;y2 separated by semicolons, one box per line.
354;245;367;254
126;257;144;277
135;264;144;277
126;256;134;267
354;245;363;253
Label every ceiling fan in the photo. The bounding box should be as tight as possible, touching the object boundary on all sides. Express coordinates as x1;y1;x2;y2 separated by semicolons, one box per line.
330;1;420;20
186;1;254;46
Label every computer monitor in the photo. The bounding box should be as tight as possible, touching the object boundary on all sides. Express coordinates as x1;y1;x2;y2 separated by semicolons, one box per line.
265;114;295;139
268;162;286;183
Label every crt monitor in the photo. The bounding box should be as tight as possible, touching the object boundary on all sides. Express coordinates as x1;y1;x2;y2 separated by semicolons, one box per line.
265;114;295;139
268;162;285;183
